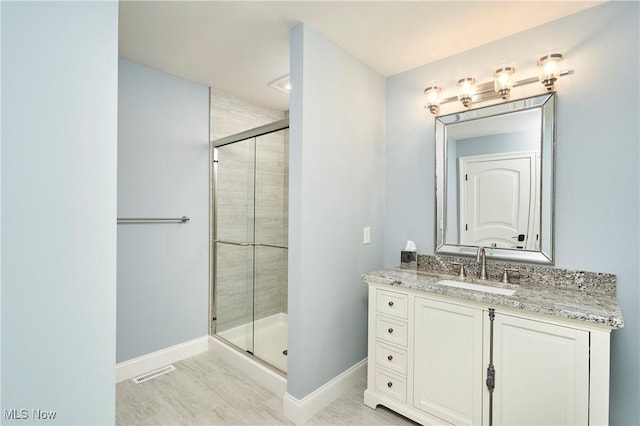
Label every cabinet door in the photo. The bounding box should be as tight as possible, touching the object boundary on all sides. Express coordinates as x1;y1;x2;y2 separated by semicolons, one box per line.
414;297;483;425
489;313;589;425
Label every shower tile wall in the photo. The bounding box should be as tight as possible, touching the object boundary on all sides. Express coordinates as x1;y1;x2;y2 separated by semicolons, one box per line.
211;88;288;332
210;88;284;140
282;133;289;314
254;128;288;316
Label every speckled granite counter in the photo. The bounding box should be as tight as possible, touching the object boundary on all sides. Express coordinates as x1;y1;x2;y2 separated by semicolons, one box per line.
362;268;624;328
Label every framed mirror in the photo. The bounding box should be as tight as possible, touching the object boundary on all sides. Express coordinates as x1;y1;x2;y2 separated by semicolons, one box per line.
435;93;555;264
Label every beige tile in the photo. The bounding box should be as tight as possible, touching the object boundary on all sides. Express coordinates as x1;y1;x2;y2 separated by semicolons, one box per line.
116;351;417;426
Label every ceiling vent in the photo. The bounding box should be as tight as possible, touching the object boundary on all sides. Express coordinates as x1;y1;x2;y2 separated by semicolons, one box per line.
268;74;291;93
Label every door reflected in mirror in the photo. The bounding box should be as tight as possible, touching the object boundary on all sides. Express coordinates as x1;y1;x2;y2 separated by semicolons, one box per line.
435;94;555;264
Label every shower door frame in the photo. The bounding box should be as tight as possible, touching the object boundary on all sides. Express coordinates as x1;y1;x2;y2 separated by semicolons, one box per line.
209;118;289;372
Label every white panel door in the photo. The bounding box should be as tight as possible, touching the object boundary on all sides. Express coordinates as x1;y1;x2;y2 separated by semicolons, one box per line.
488;313;590;425
414;297;483;425
460;152;536;249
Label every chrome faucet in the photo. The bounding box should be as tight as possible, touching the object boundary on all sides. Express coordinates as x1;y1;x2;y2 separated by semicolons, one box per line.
476;246;488;280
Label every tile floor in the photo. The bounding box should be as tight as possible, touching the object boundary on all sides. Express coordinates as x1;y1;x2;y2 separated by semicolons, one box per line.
116;350;418;425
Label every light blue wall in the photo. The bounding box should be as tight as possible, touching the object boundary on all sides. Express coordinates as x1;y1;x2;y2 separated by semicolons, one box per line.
117;59;209;362
1;1;118;424
0;1;3;400
385;2;639;423
288;24;386;399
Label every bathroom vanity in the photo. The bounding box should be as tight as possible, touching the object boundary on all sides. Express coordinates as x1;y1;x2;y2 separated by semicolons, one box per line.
362;267;623;426
377;88;626;425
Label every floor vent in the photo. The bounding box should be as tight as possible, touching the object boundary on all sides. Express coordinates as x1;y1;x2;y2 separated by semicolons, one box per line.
132;365;176;384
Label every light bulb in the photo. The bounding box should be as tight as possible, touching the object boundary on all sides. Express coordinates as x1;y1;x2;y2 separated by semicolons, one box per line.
424;84;441;115
457;77;476;108
538;53;563;91
493;66;515;99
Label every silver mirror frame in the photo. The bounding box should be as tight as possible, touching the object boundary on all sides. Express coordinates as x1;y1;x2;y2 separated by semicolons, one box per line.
434;93;556;264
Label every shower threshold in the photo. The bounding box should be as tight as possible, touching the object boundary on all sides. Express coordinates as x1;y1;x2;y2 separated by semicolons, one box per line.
216;312;288;373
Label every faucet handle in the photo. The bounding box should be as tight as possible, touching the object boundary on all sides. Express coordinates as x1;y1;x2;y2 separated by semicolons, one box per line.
502;268;519;284
451;262;466;278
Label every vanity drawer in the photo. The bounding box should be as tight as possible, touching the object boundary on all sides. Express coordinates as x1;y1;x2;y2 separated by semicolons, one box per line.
375;341;407;375
376;289;408;319
375;369;407;402
376;316;408;347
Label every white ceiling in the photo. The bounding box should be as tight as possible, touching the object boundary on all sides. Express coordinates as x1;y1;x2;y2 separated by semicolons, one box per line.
119;1;602;111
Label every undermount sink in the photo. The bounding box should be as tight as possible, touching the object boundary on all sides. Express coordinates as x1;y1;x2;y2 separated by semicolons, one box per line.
437;279;516;296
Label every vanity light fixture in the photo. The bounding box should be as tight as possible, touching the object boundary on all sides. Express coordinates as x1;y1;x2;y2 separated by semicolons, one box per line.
424;84;441;115
457;77;476;108
424;53;572;115
538;53;563;91
493;66;515;99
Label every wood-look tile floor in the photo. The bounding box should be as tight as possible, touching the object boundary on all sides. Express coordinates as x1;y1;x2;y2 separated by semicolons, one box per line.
116;350;418;425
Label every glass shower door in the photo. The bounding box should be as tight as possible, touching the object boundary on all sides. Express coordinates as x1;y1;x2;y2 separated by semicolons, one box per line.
214;137;256;353
213;125;289;373
252;130;288;371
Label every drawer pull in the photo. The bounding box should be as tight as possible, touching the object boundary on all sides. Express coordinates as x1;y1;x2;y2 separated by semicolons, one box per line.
388;301;394;307
387;355;393;361
388;328;394;334
387;381;393;388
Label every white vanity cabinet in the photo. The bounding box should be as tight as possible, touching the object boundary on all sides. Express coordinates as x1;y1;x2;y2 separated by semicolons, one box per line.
369;288;410;404
488;312;590;425
413;297;483;425
364;283;612;426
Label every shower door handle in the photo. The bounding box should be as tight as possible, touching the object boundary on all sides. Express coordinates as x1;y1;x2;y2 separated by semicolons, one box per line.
215;240;288;250
214;240;252;246
254;242;288;250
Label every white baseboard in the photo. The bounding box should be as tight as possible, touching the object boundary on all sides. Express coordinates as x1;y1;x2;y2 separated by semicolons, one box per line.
208;335;287;397
115;336;209;383
283;358;367;424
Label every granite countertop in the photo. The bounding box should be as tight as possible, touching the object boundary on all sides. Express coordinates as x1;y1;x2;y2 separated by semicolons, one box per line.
363;268;624;329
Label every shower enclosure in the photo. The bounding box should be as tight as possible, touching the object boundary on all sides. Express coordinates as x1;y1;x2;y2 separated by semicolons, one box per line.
211;119;289;374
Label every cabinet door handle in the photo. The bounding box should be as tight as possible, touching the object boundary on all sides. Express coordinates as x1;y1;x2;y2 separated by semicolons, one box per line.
388;301;394;307
388;328;394;334
387;355;393;361
387;381;393;388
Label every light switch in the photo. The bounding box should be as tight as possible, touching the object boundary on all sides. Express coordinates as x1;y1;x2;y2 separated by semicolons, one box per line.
364;227;371;244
